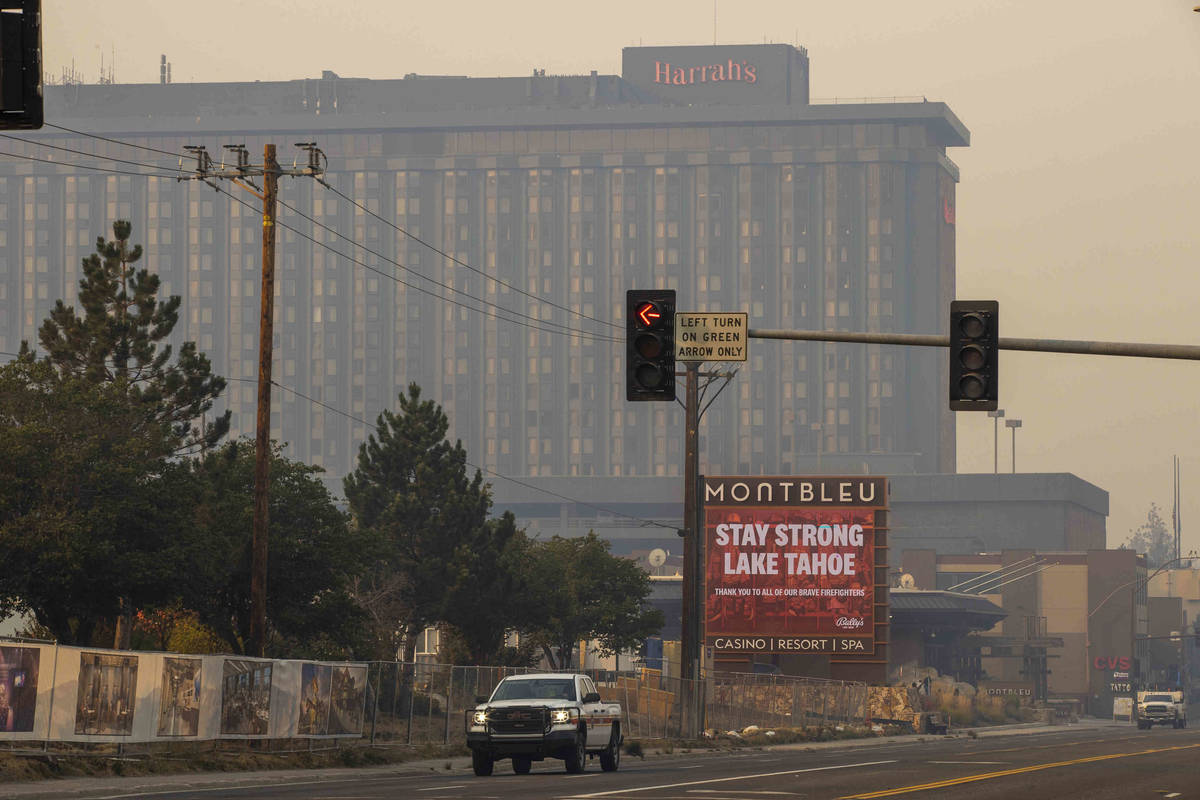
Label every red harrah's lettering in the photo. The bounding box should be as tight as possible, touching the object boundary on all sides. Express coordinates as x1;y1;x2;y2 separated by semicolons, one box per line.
654;59;758;86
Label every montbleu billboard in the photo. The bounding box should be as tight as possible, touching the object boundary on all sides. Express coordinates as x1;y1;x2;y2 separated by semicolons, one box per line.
702;476;888;656
622;44;810;106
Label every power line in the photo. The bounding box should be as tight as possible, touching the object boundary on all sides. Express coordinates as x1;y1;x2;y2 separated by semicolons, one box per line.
30;123;615;336
213;183;616;344
231;376;678;531
0;364;676;532
42;122;186;160
1;134;181;171
0;140;660;521
274;194;616;343
317;179;621;332
0;149;177;178
0;136;614;345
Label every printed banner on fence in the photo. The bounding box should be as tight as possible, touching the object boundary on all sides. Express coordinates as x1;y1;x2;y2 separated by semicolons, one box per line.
703;476;886;655
157;657;202;737
0;644;49;738
219;658;274;737
290;662;366;737
4;645;369;743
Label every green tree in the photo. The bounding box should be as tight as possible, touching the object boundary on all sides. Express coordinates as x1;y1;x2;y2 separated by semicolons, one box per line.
38;220;228;452
440;511;527;664
0;221;229;646
515;532;664;670
1123;503;1174;568
344;384;494;661
0;358;178;644
175;441;372;659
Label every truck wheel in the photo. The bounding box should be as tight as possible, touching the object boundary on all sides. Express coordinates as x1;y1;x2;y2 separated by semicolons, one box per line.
512;755;532;774
565;729;587;774
600;725;621;772
472;750;494;777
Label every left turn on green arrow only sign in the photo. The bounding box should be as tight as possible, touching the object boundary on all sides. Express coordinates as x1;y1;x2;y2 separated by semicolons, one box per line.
675;312;749;361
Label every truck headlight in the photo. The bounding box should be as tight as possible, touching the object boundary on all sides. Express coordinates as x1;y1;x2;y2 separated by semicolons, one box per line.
472;710;488;725
550;709;573;724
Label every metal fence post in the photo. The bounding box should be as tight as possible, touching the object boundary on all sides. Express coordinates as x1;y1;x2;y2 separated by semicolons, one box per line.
444;666;454;745
623;680;632;738
405;661;415;745
369;662;379;745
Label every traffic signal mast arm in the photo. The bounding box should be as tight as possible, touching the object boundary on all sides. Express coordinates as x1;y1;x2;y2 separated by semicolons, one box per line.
747;328;1200;361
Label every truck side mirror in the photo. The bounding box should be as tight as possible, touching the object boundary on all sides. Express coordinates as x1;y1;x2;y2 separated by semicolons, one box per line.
583;692;601;704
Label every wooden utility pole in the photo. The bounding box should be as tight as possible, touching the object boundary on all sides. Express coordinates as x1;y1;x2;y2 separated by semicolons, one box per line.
681;362;701;737
179;142;323;658
249;144;279;658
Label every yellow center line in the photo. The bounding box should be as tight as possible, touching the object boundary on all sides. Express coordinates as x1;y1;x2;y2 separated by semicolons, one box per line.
839;743;1200;799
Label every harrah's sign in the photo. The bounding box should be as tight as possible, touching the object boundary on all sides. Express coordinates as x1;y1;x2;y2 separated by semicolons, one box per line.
654;58;757;86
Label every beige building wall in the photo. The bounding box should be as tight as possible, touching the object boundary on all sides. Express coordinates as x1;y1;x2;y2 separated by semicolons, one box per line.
1040;565;1088;635
1149;566;1200;630
1039;565;1088;696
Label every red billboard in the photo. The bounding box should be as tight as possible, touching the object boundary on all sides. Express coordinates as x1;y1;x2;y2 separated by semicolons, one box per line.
703;477;886;655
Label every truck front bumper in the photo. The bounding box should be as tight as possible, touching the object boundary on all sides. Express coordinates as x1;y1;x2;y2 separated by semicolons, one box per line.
467;728;578;759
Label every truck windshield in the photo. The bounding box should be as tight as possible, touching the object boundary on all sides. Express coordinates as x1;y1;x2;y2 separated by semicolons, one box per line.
1142;694;1173;703
492;678;576;702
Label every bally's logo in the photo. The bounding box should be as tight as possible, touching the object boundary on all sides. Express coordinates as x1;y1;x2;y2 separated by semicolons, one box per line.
654;59;757;86
835;616;865;629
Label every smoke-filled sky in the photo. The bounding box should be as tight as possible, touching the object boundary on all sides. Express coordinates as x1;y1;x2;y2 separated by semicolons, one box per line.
44;2;1200;554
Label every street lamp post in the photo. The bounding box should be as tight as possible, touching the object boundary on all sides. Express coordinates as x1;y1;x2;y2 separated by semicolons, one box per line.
988;409;1005;473
1005;418;1022;473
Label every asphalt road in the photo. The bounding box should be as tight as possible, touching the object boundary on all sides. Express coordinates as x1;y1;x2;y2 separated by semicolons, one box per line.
36;722;1197;800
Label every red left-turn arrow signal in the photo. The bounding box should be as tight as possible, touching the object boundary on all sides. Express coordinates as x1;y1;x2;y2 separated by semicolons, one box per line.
636;302;661;326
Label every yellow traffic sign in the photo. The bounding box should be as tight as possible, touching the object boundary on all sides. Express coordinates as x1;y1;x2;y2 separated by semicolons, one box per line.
675;312;748;361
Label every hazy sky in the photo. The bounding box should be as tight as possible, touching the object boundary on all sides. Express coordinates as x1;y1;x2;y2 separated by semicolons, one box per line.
43;2;1200;553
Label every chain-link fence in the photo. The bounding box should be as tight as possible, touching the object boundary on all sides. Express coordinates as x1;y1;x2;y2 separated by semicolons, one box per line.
361;662;869;746
362;662;538;746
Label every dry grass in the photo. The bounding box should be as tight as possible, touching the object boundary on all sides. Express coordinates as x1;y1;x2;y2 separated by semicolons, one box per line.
0;741;468;785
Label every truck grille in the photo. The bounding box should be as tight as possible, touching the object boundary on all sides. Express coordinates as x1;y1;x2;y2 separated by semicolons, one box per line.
488;707;549;734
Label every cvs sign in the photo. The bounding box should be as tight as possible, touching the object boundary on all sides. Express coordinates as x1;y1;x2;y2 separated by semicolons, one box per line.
1092;656;1131;671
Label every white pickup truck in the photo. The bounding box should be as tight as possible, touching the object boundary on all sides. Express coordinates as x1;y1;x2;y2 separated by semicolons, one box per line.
1136;690;1187;729
466;672;623;776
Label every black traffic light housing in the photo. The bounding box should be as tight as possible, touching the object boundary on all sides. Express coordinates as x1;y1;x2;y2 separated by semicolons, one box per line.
0;1;41;130
626;288;675;402
949;300;998;411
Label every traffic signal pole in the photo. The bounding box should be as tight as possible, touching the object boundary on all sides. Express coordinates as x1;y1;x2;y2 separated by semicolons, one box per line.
681;361;701;734
747;328;1200;361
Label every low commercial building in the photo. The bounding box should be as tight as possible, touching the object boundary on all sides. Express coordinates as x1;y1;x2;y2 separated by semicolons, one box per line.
1147;563;1200;699
900;549;1148;716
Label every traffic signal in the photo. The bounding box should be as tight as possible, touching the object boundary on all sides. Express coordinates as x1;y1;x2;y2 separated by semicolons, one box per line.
949;300;998;411
626;289;675;402
0;1;41;130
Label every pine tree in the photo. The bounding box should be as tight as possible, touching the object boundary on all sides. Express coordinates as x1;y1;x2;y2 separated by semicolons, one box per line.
0;221;229;645
37;219;229;451
344;384;492;660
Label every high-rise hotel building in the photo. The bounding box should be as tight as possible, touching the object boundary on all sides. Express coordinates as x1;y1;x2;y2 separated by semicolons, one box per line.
2;44;968;512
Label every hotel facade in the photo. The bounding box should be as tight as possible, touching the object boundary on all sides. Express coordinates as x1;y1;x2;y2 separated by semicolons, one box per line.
2;44;968;511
